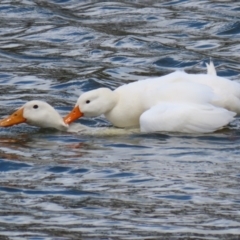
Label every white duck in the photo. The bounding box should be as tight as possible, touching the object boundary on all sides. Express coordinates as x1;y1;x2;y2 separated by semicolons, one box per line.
0;100;69;131
64;62;238;133
0;100;138;135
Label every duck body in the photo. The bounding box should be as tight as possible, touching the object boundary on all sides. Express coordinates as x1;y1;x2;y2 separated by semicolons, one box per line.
183;72;240;113
105;71;240;128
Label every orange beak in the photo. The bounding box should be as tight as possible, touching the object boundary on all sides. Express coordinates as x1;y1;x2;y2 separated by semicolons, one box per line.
0;108;26;127
64;106;83;124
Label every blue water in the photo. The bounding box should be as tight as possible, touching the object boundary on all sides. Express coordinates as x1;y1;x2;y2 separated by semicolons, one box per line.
0;1;240;239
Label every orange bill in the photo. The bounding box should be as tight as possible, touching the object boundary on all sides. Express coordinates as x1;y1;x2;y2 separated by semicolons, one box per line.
0;108;26;127
63;106;83;124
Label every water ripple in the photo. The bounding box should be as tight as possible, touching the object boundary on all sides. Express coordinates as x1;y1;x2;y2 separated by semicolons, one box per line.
0;0;240;239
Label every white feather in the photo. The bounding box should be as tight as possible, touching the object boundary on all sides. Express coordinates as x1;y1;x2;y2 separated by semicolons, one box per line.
206;61;217;76
140;102;236;133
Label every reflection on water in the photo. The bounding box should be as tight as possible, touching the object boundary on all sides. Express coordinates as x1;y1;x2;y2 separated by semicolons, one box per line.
0;0;240;239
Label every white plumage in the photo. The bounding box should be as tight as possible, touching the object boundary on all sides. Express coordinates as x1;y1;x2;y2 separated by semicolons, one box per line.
64;63;239;133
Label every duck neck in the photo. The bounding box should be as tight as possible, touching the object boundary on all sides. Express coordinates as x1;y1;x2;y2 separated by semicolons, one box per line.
104;90;119;114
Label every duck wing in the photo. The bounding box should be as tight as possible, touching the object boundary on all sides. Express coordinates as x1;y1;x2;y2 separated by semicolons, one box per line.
140;102;236;133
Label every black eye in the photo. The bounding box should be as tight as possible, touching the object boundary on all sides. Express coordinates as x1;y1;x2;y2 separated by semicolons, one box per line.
33;105;38;109
86;100;90;104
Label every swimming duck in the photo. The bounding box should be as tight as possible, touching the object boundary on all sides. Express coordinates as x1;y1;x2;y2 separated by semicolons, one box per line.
64;64;238;133
0;100;69;131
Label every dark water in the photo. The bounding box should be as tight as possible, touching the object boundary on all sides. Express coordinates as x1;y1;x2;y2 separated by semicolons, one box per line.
0;1;240;239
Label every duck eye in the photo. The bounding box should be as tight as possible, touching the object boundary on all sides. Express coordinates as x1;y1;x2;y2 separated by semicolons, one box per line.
33;105;38;109
86;100;90;104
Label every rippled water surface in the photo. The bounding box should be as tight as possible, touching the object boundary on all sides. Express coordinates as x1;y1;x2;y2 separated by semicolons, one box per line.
0;1;240;239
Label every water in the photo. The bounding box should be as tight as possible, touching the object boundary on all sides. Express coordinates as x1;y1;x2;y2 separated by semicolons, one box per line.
0;0;240;239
